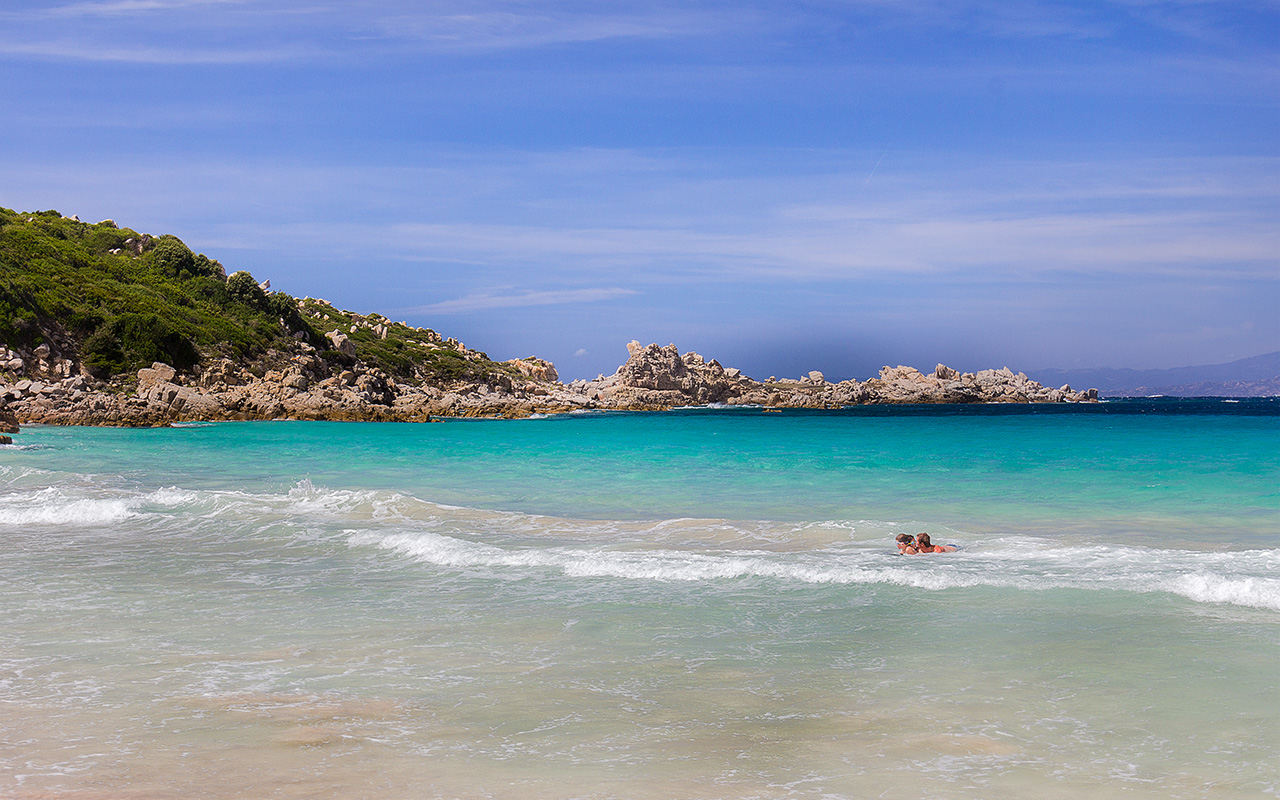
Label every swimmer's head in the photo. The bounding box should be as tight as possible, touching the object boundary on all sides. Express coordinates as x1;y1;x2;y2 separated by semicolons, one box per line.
915;533;932;547
895;534;914;545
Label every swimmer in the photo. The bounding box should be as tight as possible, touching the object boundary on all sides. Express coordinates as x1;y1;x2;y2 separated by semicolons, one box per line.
895;533;919;555
913;532;955;553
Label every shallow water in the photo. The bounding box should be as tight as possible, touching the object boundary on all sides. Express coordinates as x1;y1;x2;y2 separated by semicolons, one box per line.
2;400;1277;798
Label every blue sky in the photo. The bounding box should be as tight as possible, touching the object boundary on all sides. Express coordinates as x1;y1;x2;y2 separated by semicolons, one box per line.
2;0;1277;380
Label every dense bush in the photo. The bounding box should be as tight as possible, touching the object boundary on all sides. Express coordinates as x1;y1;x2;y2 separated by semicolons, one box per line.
81;326;125;377
111;312;200;371
192;253;224;278
148;236;196;277
148;236;225;280
226;270;267;307
82;227;127;255
0;293;37;347
266;291;296;319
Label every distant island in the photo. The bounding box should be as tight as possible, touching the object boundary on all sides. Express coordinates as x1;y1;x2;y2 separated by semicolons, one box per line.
1029;352;1280;398
0;207;1097;427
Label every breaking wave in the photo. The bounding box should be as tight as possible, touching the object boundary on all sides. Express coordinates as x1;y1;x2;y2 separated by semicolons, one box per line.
0;484;201;526
349;528;1280;612
2;468;1276;612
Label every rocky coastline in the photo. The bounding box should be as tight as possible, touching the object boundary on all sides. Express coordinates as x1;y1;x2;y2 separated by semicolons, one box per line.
0;208;1097;432
0;337;1096;429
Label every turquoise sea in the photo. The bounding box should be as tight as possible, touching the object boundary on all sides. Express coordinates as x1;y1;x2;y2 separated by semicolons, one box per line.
2;399;1278;799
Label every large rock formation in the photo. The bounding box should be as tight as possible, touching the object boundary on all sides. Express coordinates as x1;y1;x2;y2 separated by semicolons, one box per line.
574;341;1097;409
505;357;559;383
570;342;754;409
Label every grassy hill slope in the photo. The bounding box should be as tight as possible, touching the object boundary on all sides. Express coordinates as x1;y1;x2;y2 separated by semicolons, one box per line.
0;207;519;385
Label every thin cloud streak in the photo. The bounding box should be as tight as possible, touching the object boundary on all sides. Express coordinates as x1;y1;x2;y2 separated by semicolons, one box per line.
0;1;734;64
368;8;720;52
0;0;1274;111
367;186;1280;279
205;210;1275;287
400;287;640;314
0;39;311;63
41;0;241;18
4;152;1274;285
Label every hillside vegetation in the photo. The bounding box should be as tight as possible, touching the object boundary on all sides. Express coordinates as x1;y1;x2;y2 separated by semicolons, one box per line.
0;207;514;384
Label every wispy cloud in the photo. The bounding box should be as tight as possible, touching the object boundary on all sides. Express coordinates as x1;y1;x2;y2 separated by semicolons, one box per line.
3;147;1274;371
41;0;241;18
367;7;718;51
378;212;1277;281
399;287;639;314
7;151;1274;285
821;0;1118;39
0;0;733;65
2;0;1274;92
0;0;318;63
0;39;309;63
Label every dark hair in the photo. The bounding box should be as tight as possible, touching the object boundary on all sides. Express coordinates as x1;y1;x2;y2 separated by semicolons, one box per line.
915;533;932;547
896;533;914;544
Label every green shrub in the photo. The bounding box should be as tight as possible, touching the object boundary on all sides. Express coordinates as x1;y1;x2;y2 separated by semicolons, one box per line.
226;270;267;308
81;326;125;377
184;275;230;305
192;253;224;278
82;228;127;255
267;291;297;319
0;298;37;348
110;313;199;371
148;236;197;278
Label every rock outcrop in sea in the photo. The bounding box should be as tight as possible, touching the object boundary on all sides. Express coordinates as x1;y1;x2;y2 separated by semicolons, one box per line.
0;338;1096;427
0;398;18;443
573;341;1097;409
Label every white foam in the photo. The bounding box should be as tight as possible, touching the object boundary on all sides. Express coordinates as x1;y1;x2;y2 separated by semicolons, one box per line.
0;464;54;485
1161;572;1280;610
0;488;137;526
143;487;201;507
0;482;216;526
4;468;1275;613
350;529;1280;612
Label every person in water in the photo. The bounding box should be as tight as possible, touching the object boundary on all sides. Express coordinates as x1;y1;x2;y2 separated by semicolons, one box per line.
913;532;956;553
895;533;919;554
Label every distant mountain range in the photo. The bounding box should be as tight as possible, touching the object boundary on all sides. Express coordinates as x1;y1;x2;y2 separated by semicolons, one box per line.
1028;351;1280;397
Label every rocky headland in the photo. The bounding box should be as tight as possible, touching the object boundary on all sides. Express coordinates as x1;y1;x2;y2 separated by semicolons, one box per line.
0;207;1096;431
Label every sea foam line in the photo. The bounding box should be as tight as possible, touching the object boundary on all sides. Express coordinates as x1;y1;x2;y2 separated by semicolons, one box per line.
6;472;1277;613
351;530;1280;612
0;485;205;526
0;477;429;529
